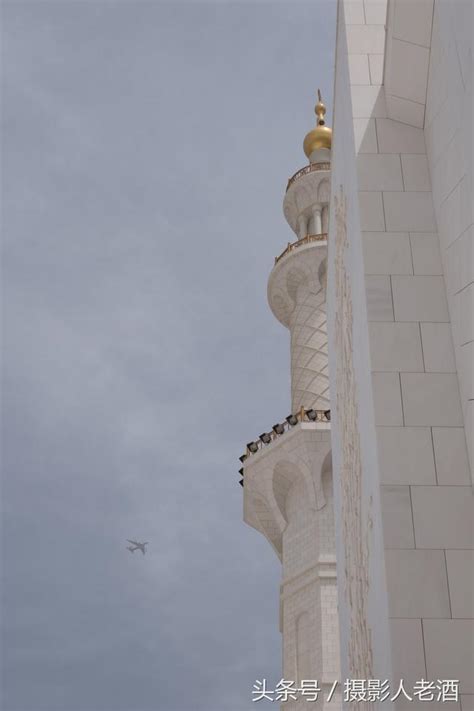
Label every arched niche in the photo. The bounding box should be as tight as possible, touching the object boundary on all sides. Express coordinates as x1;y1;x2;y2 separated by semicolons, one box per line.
251;493;283;559
317;178;330;203
272;457;316;526
318;450;336;555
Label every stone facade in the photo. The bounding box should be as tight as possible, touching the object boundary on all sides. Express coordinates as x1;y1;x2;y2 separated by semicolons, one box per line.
329;0;473;708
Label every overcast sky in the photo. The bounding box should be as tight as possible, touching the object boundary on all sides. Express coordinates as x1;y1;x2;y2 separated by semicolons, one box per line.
2;2;336;709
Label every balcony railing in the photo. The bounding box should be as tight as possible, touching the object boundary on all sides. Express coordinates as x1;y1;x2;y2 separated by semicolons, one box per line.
274;233;327;265
238;407;331;486
286;162;331;192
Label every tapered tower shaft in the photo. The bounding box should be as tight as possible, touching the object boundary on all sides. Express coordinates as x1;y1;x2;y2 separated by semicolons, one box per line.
242;93;341;709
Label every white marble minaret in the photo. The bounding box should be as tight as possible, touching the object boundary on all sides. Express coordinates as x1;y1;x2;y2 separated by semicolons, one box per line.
241;93;341;709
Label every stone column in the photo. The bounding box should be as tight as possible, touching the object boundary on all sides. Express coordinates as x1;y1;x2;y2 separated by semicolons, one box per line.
322;205;329;234
312;205;322;235
298;214;308;240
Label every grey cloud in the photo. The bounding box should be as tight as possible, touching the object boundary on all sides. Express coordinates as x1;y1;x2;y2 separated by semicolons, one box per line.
2;1;336;709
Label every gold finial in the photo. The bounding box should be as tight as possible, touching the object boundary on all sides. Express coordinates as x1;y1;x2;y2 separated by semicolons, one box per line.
315;88;327;124
303;89;332;159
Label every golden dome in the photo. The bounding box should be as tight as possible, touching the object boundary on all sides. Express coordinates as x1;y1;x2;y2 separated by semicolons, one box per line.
303;90;332;158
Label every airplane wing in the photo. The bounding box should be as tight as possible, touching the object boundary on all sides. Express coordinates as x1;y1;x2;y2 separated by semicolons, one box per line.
127;540;140;546
141;548;146;555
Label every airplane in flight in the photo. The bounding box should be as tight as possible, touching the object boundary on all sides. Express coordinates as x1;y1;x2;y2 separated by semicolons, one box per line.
126;540;148;555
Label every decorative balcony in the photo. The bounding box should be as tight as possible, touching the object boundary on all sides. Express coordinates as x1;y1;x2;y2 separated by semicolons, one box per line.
283;164;331;235
238;407;331;486
274;232;328;265
286;162;331;192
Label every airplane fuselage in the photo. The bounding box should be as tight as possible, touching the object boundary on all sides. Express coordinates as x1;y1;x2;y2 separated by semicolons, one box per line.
126;540;148;555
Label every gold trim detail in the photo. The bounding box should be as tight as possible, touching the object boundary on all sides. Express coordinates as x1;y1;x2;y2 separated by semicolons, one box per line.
286;162;331;192
275;233;328;265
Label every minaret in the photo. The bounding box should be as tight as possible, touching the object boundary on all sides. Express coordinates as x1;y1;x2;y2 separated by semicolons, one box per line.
240;93;340;709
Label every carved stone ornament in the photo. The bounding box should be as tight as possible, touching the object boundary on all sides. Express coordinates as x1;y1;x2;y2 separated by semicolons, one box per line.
334;188;374;693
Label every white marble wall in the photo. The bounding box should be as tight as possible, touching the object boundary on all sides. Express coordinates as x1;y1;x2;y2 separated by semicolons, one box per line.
327;1;393;702
424;0;473;479
332;1;473;709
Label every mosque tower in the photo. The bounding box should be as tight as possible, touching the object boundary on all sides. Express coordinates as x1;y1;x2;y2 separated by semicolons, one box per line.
240;92;340;709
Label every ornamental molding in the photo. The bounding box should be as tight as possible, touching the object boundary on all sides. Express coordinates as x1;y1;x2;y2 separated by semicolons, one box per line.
268;240;328;328
334;188;374;691
283;168;331;234
243;426;332;559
